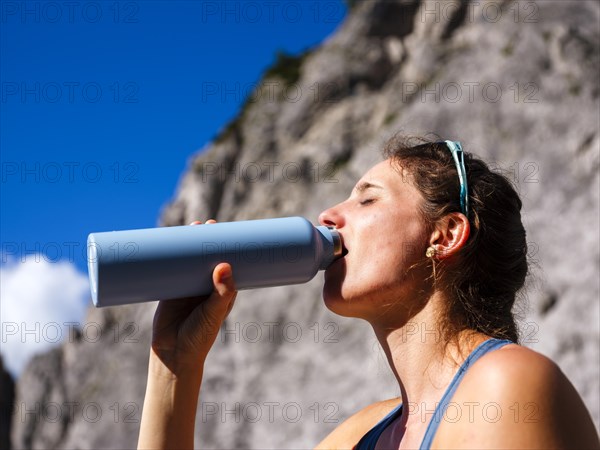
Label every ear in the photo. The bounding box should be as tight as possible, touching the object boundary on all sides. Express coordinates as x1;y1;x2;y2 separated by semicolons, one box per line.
429;213;470;259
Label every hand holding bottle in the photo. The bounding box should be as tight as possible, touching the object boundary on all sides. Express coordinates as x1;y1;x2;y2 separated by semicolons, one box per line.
150;220;238;372
138;220;237;450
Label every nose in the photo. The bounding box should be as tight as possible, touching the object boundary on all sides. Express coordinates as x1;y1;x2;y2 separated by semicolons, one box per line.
318;204;344;228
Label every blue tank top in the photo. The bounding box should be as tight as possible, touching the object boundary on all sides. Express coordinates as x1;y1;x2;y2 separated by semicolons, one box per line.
354;338;513;450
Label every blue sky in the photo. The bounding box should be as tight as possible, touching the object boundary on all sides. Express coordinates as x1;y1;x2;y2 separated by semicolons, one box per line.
0;0;347;375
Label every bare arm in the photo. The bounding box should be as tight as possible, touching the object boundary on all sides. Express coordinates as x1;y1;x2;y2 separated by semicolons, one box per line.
138;257;237;449
138;350;204;449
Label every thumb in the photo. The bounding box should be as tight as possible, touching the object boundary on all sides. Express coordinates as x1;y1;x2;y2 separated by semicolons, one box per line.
206;263;237;317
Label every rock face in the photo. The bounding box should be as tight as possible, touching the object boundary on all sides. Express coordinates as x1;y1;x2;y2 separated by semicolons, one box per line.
1;356;15;450
10;0;599;448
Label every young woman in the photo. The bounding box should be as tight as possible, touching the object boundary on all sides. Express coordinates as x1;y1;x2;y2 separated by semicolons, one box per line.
138;136;600;449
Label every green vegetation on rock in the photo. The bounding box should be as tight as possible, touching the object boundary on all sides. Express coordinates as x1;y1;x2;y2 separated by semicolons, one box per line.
264;50;309;86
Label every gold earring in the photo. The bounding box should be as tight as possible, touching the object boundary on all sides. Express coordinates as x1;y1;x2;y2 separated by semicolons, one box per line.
426;246;436;258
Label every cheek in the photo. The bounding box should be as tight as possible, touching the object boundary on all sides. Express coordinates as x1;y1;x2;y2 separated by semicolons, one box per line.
358;222;426;278
373;223;420;258
345;243;403;291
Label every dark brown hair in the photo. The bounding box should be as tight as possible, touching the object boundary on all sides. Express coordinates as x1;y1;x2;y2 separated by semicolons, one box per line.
383;134;528;344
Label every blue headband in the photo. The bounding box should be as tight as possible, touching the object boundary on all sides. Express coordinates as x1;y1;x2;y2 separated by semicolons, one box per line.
443;140;469;216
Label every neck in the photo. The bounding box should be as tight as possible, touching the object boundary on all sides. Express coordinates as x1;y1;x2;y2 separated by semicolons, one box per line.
370;291;488;427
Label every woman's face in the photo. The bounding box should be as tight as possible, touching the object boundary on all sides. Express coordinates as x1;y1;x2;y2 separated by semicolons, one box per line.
318;159;430;322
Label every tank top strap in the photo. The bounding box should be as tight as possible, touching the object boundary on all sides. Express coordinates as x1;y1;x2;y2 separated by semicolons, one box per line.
354;402;403;450
419;338;513;449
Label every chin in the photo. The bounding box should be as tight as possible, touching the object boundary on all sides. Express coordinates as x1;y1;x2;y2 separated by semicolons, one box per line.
322;277;341;306
322;280;370;319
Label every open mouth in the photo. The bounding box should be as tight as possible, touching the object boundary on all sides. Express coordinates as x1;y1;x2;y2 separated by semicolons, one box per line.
342;244;349;257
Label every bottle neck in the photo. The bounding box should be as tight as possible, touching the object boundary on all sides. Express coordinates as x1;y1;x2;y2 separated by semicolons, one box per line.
315;226;343;270
327;227;342;259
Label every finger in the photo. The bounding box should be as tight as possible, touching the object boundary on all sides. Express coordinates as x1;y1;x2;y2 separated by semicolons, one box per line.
224;296;237;319
214;263;235;297
201;263;237;318
189;219;218;226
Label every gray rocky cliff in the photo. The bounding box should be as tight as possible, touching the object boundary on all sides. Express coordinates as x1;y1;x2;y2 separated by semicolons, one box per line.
1;355;15;450
9;1;600;448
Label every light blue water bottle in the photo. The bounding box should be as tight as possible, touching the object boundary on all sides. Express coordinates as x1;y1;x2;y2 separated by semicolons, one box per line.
87;217;342;307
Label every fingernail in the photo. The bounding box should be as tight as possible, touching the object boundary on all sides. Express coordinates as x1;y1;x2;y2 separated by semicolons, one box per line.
221;267;232;280
189;220;202;226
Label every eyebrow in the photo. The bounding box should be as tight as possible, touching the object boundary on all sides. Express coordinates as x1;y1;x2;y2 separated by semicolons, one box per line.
354;181;384;193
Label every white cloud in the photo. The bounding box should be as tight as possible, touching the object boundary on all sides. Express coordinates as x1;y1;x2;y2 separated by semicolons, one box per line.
0;255;89;377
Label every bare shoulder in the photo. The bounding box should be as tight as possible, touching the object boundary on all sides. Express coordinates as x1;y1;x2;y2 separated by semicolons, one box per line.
314;397;402;450
433;343;600;449
462;343;561;388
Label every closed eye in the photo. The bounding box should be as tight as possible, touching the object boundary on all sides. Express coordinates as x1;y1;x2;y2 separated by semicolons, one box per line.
360;198;375;205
